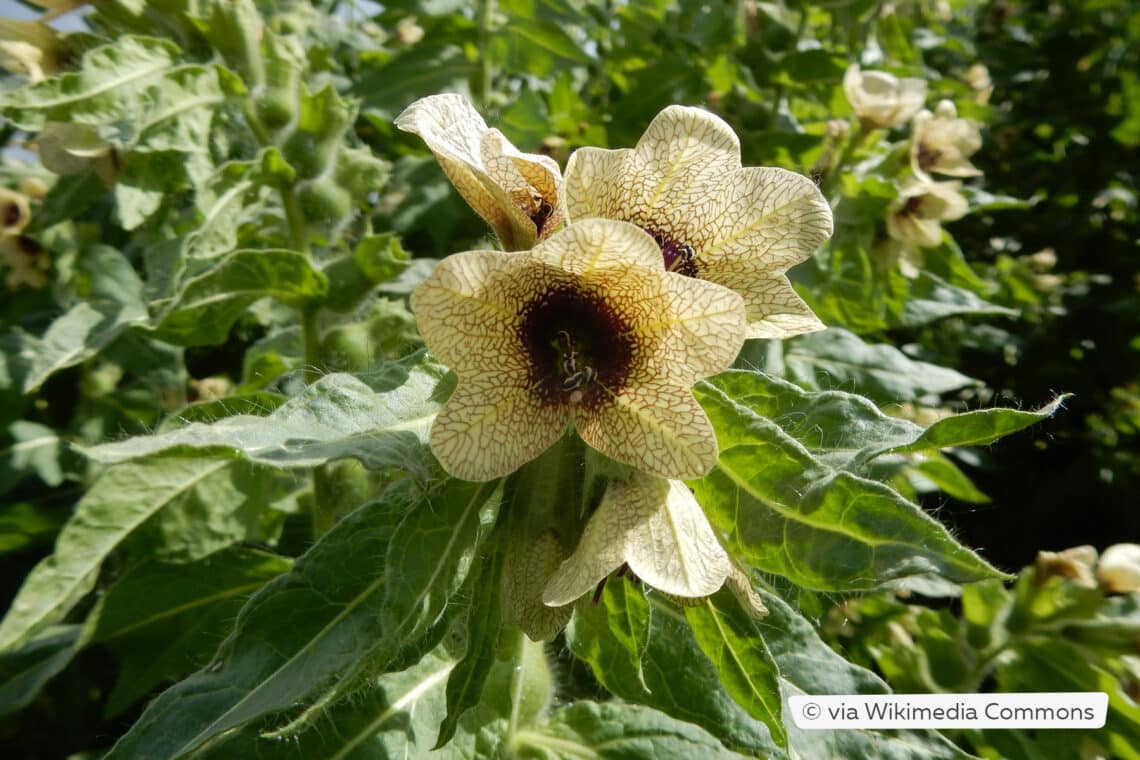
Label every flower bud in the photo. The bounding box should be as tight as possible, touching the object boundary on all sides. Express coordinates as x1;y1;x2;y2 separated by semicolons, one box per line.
1097;543;1140;593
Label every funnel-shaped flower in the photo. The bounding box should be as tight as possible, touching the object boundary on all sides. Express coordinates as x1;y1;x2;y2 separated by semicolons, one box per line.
395;93;565;251
411;218;746;482
910;100;982;179
843;65;927;129
542;472;732;606
564;106;832;340
886;178;968;248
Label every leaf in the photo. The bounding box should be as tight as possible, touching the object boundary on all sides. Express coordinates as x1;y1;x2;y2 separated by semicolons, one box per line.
567;582;785;757
897;271;1017;327
0;421;63;494
93;548;291;717
0;624;88;717
0;457;241;652
151;249;329;346
0;502;67;555
693;376;1006;590
515;700;754;759
354;44;476;119
82;360;447;476
106;476;502;759
191;648;458;760
885;394;1069;457
759;587;972;759
0;36;179;131
685;590;786;748
24;245;147;392
435;541;504;748
785;327;979;403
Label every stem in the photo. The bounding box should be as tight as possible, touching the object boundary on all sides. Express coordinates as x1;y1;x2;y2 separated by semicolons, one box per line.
505;626;530;747
281;186;311;256
478;0;496;108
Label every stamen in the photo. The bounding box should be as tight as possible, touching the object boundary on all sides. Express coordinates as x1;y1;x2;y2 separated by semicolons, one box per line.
529;196;554;237
643;226;699;278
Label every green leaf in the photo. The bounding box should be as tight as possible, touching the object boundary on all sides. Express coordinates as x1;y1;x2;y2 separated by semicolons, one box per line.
686;591;786;748
567;583;785;757
0;36;179;131
515;700;754;759
759;587;972;759
24;245;147;392
0;502;67;555
151;249;328;346
0;421;63;494
93;548;291;717
898;271;1016;327
436;542;504;748
885;394;1069;457
0;624;88;717
693;376;1005;590
785;328;979;403
106;476;502;759
354;44;476;119
0;457;242;652
82;360;447;476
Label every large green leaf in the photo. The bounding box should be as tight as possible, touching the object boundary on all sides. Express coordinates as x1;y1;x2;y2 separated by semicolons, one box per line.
693;376;1005;590
759;587;972;759
785;327;979;403
686;590;786;748
0;36;179;130
106;476;502;759
706;370;1064;475
567;581;785;757
514;701;754;759
150;249;328;346
82;361;447;476
0;457;252;652
93;548;292;717
23;245;147;392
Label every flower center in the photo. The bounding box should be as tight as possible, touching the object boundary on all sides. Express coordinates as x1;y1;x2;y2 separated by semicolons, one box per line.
644;227;699;277
518;283;635;409
915;142;943;172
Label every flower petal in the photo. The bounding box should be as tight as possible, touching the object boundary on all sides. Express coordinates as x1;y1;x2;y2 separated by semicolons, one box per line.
563;145;632;222
410;250;530;375
541;497;630;608
701;270;825;339
625;274;746;385
431;374;570;481
539;216;664;276
689;167;833;273
576;382;718;480
622;476;731;598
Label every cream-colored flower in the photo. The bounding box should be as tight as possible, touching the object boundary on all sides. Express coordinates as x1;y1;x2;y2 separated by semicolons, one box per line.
0;20;65;83
1097;543;1140;593
411;218;746;482
886;177;968;248
964;63;993;105
564;105;832;340
1;233;50;289
395;93;565;251
843;64;927;129
1036;545;1098;588
0;187;30;234
542;472;732;606
910;100;982;179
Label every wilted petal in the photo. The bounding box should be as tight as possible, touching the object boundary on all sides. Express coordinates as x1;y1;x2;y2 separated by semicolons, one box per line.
503;530;573;641
576;382;718;480
395;93;564;250
542;473;730;606
430;376;570;481
622;477;731;597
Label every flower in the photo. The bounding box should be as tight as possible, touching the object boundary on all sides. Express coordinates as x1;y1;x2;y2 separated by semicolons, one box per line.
411;218;746;482
910;100;982;179
886;177;968;249
395;93;565;251
843;64;927;129
563;105;832;340
1;233;50;289
542;472;732;606
964;63;993;105
1035;545;1098;588
1097;543;1140;593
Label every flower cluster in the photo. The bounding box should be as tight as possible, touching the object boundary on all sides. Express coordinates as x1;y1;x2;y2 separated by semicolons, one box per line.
844;64;987;268
398;94;832;631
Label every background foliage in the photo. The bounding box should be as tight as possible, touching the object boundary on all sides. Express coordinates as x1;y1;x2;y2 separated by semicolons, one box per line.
0;0;1137;758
